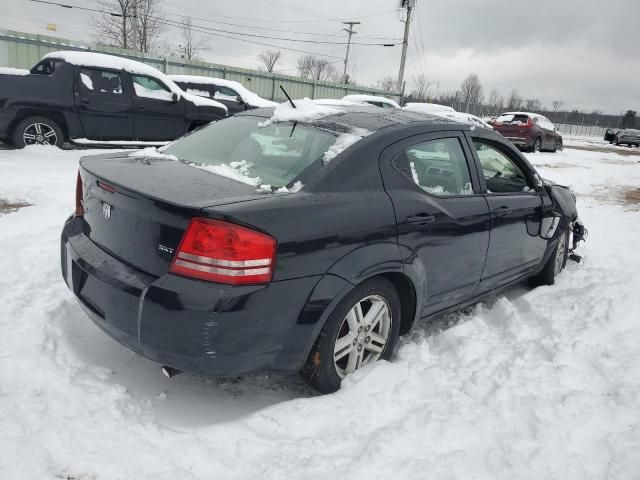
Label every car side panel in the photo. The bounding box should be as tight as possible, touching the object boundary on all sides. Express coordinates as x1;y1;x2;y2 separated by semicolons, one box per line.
0;61;84;139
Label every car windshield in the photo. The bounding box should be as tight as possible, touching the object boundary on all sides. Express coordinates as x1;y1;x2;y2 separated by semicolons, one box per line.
164;116;338;188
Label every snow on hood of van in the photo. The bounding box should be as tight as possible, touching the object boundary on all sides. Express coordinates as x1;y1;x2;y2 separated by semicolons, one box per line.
258;98;343;127
0;67;29;76
169;74;277;108
43;51;226;112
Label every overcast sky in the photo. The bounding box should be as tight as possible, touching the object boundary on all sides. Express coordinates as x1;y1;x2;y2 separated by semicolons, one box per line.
1;0;638;114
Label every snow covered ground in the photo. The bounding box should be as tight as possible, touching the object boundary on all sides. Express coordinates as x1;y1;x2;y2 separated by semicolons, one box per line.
0;145;639;479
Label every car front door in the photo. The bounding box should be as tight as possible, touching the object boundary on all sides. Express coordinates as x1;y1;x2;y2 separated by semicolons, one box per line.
381;131;491;316
213;85;246;114
75;67;133;140
131;74;186;141
468;136;548;292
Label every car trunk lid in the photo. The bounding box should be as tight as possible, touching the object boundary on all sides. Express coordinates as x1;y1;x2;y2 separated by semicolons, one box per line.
79;153;263;277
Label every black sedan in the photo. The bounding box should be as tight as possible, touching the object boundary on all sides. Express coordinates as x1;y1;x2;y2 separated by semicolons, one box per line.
61;106;585;393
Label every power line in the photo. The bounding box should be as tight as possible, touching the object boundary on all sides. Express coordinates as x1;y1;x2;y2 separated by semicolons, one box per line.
29;0;399;47
27;0;346;59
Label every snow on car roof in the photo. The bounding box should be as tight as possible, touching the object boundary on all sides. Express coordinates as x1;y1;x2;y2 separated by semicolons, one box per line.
403;102;456;114
168;74;277;108
342;94;401;109
43;51;227;112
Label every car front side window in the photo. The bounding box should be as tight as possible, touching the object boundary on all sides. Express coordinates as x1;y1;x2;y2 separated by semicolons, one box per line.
473;141;534;193
214;86;241;102
132;75;174;101
394;137;474;196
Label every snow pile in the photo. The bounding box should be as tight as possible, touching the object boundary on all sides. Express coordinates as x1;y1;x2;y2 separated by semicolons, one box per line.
0;67;29;76
169;74;277;108
257;181;304;194
0;146;639;479
342;94;401;109
258;98;343;127
323;127;371;163
128;147;178;161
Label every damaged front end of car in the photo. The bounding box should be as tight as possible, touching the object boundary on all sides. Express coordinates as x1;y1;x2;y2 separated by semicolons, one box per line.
544;179;588;263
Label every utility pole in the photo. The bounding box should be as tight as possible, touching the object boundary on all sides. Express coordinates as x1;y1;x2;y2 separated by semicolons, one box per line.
397;0;414;90
342;21;360;83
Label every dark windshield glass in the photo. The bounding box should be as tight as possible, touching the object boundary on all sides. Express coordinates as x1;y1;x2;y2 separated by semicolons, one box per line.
164;116;338;187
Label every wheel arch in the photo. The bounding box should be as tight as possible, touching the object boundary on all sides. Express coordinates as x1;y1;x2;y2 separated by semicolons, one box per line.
9;109;69;140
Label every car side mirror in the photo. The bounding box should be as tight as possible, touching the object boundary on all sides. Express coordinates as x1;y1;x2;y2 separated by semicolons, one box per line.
554;127;559;132
171;92;179;103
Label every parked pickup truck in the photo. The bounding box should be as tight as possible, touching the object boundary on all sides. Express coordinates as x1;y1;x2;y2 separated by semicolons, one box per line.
0;51;228;148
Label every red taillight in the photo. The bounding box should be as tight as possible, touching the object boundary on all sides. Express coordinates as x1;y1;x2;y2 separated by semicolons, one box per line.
170;218;276;285
75;171;84;217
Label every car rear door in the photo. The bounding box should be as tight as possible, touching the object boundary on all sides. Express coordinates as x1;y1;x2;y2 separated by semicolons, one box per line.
381;131;491;316
75;66;134;140
131;74;186;141
467;134;548;292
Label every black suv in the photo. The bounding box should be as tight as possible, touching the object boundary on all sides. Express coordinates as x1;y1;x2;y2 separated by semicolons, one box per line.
0;52;227;148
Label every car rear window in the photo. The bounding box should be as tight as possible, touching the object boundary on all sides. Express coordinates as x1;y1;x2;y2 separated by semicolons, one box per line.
163;116;338;188
496;114;530;125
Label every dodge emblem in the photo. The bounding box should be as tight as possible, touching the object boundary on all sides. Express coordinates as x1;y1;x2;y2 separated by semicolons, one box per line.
102;202;111;220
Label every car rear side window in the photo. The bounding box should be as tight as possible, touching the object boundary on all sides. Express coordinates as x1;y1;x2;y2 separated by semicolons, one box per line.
79;68;123;95
393;138;474;196
473;141;534;193
163;116;338;187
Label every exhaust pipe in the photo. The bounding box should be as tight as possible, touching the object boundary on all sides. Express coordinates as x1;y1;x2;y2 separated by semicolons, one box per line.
161;366;182;378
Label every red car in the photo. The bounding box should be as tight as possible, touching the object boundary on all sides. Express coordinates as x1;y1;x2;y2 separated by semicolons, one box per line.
491;112;563;153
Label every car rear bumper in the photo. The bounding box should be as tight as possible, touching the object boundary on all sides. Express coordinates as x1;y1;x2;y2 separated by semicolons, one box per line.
61;216;345;376
503;136;532;147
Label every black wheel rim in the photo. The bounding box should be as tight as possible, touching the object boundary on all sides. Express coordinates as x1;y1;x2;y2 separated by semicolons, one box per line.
23;123;57;146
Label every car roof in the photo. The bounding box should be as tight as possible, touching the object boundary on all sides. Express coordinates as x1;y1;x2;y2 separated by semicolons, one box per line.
238;104;468;133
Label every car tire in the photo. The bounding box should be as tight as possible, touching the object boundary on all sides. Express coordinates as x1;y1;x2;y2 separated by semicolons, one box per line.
529;229;569;287
531;136;542;153
11;116;65;149
300;277;401;394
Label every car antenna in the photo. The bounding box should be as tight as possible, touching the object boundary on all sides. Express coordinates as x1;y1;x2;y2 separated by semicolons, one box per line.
280;86;296;109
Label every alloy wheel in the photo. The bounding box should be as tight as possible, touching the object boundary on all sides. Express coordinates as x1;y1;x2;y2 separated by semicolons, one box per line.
333;294;392;378
23;123;57;146
534;138;541;152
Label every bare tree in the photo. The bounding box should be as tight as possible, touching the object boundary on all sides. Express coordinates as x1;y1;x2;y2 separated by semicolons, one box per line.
525;98;542;112
258;50;281;73
297;55;335;82
552;100;564;114
377;76;397;92
93;0;137;49
459;73;483;112
132;0;166;53
411;73;435;101
178;17;208;60
506;89;523;110
487;88;504;116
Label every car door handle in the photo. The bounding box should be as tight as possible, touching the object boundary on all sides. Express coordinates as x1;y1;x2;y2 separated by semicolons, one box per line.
406;214;435;226
493;205;513;217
